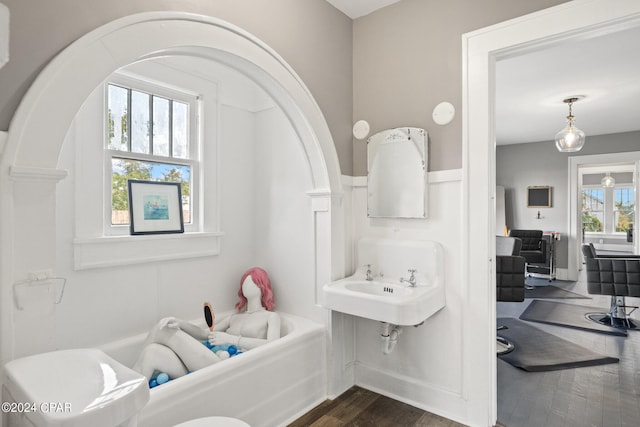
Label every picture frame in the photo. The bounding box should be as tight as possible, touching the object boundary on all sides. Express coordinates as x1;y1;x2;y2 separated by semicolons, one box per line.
128;180;184;235
527;185;552;208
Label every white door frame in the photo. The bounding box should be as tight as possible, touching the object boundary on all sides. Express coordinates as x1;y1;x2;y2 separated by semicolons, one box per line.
462;1;640;424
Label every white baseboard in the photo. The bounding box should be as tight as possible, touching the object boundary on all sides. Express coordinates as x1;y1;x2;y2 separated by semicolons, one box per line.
355;362;468;427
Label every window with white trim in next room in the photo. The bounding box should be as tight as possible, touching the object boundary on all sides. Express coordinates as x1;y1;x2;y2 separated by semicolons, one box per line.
105;75;200;234
582;180;634;235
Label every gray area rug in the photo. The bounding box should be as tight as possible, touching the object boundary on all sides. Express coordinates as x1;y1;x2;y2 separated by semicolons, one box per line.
525;285;590;299
498;317;619;372
519;300;627;337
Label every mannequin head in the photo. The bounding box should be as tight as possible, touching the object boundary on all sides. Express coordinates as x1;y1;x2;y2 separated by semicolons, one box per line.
236;267;275;311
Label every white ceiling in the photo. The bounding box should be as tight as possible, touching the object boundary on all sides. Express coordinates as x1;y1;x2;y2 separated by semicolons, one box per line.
496;25;640;145
325;0;401;19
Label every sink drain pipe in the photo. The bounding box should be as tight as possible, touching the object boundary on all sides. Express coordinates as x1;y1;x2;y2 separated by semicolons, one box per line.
380;322;402;354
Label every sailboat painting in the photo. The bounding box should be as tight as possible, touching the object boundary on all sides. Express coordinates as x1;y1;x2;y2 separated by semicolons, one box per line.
143;195;170;220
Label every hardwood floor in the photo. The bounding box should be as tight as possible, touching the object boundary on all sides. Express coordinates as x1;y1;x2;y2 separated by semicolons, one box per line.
497;269;640;427
288;386;466;427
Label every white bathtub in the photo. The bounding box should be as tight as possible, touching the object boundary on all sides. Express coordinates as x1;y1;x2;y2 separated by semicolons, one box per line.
99;312;327;427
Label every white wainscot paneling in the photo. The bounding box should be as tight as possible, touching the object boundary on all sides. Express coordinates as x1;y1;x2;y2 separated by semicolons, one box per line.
344;170;467;423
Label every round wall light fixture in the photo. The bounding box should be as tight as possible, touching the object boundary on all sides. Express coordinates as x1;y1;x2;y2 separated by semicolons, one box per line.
432;101;455;125
353;119;370;140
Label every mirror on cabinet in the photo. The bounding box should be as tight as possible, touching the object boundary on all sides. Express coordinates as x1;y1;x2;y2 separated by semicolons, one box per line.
367;127;427;218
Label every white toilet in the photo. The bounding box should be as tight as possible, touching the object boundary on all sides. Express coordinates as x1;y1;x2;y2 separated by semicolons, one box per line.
3;349;250;427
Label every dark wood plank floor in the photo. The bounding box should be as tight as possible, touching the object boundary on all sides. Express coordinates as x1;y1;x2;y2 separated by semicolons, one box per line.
288;386;466;427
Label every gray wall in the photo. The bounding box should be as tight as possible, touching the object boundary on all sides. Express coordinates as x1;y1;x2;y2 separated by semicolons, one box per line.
352;0;569;174
497;130;640;268
0;0;354;173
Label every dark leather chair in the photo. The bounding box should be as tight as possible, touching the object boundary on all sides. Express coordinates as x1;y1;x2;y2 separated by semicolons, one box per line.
582;244;640;330
496;236;526;354
508;229;552;281
509;229;546;264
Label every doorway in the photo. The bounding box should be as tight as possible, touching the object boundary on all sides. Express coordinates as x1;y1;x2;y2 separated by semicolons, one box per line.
462;1;640;424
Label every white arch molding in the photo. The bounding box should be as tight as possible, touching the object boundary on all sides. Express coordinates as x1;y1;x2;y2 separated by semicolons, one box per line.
0;12;342;363
3;12;341;188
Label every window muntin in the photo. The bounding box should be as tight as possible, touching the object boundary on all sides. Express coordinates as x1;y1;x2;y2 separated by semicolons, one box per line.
105;80;198;233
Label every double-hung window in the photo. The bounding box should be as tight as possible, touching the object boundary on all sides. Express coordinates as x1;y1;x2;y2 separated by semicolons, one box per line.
582;184;635;235
105;76;200;235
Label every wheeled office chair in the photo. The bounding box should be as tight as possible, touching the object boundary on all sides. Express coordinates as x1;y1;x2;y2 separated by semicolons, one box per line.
582;244;640;330
496;236;526;354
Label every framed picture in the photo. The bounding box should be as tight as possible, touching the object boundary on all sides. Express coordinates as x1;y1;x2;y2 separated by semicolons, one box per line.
527;185;552;208
128;180;184;235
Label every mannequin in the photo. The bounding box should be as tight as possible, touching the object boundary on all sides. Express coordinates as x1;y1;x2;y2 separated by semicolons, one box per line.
133;267;281;381
209;267;281;350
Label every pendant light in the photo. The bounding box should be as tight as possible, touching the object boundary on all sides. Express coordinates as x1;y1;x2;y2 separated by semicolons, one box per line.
601;172;615;188
555;97;585;152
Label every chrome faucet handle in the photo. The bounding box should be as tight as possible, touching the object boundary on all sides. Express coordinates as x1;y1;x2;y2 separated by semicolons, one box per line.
364;264;373;281
401;269;417;286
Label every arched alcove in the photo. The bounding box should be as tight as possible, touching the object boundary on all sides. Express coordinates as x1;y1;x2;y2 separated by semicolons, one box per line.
0;12;342;362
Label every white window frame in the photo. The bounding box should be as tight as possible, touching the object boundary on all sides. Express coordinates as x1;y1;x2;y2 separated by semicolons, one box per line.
104;73;201;236
72;61;222;270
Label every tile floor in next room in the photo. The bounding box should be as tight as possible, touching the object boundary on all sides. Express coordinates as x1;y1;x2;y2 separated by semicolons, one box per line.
497;267;640;427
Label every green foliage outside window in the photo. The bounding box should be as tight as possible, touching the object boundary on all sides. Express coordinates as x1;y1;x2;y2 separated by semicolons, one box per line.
615;201;634;232
111;159;191;224
582;212;603;232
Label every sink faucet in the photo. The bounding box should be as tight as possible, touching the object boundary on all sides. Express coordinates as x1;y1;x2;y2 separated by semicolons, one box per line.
364;264;373;281
400;269;417;287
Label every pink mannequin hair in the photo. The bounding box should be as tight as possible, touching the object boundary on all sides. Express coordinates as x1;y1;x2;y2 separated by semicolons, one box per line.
236;267;275;311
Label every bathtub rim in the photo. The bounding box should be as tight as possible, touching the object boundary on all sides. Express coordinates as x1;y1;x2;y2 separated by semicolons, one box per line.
97;310;324;377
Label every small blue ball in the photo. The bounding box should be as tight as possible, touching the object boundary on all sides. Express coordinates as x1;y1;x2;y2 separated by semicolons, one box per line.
156;373;169;384
149;379;158;388
227;345;238;355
